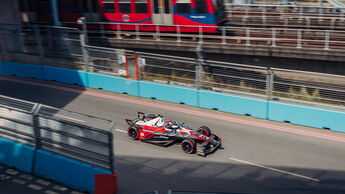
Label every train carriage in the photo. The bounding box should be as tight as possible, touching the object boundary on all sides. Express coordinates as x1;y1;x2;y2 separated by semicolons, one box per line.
19;0;228;33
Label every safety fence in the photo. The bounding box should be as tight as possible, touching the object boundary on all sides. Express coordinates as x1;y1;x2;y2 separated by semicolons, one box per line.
0;24;84;70
81;22;345;51
0;94;117;192
225;3;345;18
2;23;345;54
0;95;116;171
1;24;345;108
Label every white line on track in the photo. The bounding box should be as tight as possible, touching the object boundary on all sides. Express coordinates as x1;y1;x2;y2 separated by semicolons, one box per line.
115;128;127;133
229;157;320;182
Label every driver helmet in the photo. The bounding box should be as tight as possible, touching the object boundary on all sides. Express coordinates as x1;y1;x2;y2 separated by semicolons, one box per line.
166;120;178;129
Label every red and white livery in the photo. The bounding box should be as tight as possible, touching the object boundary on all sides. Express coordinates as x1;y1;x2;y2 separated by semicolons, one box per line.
125;112;222;156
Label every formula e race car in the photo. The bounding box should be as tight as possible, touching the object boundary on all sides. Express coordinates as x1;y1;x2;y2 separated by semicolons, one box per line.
125;112;222;157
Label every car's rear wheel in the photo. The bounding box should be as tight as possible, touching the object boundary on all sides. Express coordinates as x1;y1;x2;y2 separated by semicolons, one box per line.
128;127;139;140
197;126;211;137
181;139;196;154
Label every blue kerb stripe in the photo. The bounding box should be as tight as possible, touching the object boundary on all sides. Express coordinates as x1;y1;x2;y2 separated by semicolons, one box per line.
102;17;152;24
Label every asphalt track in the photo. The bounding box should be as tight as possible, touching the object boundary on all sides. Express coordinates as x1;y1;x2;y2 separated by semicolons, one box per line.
0;76;345;194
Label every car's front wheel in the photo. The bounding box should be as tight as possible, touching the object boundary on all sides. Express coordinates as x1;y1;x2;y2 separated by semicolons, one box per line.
197;126;211;137
128;127;139;140
181;139;196;154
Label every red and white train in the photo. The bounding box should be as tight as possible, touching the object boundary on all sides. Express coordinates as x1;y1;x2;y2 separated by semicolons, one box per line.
19;0;228;33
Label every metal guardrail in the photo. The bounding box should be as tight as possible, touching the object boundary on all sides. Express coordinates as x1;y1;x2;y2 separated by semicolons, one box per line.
0;95;116;172
1;24;345;108
225;3;345;30
225;3;345;16
0;24;84;70
78;22;345;51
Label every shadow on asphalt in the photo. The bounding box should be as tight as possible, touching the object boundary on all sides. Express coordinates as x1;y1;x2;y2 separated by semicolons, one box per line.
116;155;345;194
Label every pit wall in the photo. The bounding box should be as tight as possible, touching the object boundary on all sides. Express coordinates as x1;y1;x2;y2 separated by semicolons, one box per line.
0;62;344;133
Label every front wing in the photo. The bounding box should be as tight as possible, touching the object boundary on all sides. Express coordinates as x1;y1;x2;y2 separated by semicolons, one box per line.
196;134;222;157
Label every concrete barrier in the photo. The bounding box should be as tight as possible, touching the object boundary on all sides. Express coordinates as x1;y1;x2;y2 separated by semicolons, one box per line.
268;101;345;133
88;73;139;96
43;66;88;86
0;138;35;173
139;81;198;106
0;62;44;80
199;91;268;119
33;149;112;193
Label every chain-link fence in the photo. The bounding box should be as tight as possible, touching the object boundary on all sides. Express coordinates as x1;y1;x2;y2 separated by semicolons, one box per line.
0;24;84;70
0;95;116;172
1;23;345;108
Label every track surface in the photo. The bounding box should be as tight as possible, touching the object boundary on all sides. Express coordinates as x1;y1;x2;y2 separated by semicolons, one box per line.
0;76;345;194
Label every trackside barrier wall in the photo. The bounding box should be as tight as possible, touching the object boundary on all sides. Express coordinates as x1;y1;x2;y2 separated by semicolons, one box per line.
139;81;198;106
88;73;139;96
0;137;35;173
34;149;112;192
0;62;345;134
43;66;88;86
0;62;44;80
199;91;267;119
268;102;345;133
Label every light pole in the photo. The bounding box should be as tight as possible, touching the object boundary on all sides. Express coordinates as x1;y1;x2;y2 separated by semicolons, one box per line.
196;42;204;90
78;17;89;72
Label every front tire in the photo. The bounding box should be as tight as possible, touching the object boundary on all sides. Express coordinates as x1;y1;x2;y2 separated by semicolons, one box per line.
197;126;211;137
181;139;196;154
128;127;139;140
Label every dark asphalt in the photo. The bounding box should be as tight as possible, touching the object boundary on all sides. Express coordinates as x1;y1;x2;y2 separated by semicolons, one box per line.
0;76;345;194
0;164;84;194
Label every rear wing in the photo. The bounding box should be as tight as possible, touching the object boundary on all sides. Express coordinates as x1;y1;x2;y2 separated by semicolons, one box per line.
138;112;145;119
125;119;134;126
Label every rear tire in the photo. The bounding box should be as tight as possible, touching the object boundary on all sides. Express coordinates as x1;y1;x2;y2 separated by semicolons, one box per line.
128;127;139;140
197;126;211;137
181;139;196;154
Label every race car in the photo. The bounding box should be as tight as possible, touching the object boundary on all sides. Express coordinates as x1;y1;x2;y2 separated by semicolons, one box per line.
125;112;222;157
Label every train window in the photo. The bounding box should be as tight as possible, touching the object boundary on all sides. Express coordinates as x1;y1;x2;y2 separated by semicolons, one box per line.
153;0;159;13
119;0;131;13
135;0;147;14
103;0;115;13
176;0;191;14
195;0;208;14
164;0;170;13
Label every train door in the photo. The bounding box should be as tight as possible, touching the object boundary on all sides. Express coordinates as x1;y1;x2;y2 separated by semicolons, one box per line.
152;0;173;25
81;0;100;22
